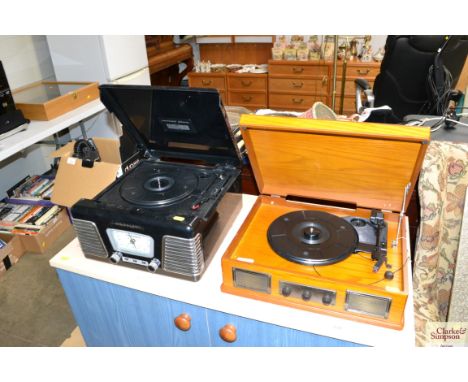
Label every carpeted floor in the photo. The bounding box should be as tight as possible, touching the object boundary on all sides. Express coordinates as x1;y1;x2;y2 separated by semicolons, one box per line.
0;226;77;346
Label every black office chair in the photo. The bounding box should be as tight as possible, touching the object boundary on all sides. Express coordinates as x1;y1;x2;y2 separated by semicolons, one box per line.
355;35;468;123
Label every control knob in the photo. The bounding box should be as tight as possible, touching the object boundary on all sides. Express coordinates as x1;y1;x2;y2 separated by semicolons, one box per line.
281;285;292;297
147;258;161;273
322;294;333;306
302;289;312;301
109;251;122;264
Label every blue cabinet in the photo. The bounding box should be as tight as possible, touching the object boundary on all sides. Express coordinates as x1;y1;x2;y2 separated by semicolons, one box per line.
57;270;210;346
57;270;361;347
207;310;359;347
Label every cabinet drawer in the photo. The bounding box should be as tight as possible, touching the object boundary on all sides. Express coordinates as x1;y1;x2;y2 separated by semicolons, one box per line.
344;65;380;78
335;79;375;96
269;64;328;76
269;93;327;111
227;74;267;91
189;74;226;90
269;77;328;94
228;91;267;108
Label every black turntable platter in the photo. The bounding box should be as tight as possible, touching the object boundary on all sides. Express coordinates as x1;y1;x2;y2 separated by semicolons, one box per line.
267;210;359;266
120;164;199;207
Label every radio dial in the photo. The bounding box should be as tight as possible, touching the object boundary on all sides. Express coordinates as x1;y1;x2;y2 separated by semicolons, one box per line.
110;251;122;264
147;258;161;273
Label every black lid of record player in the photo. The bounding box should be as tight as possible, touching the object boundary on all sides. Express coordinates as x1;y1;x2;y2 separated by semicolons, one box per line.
99;84;241;166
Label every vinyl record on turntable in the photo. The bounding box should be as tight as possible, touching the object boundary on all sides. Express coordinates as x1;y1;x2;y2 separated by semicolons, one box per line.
120;164;199;207
267;210;358;266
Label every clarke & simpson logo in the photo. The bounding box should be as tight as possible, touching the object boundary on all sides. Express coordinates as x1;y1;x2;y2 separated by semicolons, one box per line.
427;322;468;347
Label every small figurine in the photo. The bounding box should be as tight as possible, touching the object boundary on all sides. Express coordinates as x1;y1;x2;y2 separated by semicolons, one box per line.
323;35;335;61
308;35;321;60
349;38;359;61
373;47;385;62
360;36;373;62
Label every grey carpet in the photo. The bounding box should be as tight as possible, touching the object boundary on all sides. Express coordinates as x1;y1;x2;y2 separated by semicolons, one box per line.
0;226;77;346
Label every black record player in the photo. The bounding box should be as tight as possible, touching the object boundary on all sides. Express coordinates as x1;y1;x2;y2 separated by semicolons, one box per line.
71;85;242;281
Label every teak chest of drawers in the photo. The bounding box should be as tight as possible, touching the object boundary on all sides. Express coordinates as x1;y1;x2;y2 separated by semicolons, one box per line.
188;72;267;109
268;60;329;111
188;60;381;114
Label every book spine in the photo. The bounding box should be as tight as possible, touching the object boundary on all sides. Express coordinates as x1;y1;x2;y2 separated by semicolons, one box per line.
35;206;60;226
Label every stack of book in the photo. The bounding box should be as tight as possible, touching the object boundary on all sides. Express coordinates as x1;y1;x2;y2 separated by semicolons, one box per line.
0;202;61;235
8;175;55;200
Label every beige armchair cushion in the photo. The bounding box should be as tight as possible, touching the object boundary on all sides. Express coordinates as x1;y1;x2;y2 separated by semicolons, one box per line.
413;140;468;346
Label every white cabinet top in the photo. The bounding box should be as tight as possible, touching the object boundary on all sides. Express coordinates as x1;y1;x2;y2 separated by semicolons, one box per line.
50;193;416;347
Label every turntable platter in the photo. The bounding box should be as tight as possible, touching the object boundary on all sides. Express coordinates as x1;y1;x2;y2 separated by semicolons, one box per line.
267;210;358;266
120;164;199;207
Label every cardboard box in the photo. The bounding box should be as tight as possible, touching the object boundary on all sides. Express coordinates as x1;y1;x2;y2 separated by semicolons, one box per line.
0;234;25;277
18;209;71;254
50;138;122;208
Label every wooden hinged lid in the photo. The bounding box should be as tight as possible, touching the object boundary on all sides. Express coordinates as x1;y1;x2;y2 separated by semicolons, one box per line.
240;115;430;213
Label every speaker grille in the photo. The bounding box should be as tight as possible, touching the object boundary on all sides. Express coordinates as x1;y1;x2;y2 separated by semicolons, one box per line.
73;219;108;258
162;234;204;277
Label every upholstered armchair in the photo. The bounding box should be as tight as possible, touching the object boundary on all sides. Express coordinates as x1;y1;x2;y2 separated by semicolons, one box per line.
413;140;468;346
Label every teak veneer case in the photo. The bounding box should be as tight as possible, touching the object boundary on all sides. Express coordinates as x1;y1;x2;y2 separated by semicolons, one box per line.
221;115;430;329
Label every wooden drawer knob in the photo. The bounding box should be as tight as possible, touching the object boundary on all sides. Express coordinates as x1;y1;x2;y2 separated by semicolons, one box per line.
219;324;237;343
292;67;304;73
201;79;212;85
292;98;304;104
242;95;252;102
292;81;303;88
241;80;252;86
174;313;191;331
357;69;370;75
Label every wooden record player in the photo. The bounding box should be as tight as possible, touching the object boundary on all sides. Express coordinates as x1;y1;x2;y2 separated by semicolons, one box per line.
221;115;430;330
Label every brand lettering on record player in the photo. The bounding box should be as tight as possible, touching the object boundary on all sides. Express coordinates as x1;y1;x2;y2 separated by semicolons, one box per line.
123;158;141;173
113;222;144;231
160;119;193;133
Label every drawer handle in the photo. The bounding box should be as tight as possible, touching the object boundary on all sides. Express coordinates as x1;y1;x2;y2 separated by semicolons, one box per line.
241;80;252;86
201;79;212;85
292;81;303;88
322;76;328;86
292;98;304;104
242;95;253;102
292;67;304;73
357;69;370;75
219;324;237;343
174;313;191;331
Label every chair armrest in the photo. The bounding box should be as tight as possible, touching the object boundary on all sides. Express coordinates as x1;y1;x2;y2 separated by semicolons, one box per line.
355;78;371;90
355;78;374;112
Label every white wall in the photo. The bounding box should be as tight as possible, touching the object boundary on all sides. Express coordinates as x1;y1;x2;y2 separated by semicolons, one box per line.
0;35;56;198
0;36;55;88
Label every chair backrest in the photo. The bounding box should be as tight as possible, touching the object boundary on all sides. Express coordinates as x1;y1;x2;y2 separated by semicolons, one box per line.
373;35;468;119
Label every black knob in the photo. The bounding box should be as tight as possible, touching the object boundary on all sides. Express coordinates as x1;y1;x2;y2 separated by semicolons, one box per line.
322;294;333;305
302;289;312;301
384;271;394;280
281;285;292;297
